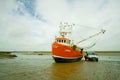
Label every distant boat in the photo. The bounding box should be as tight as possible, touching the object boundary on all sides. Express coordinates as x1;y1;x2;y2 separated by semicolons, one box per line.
52;22;105;63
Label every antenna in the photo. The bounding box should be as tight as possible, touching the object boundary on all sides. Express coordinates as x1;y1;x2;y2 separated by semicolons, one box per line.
59;22;75;37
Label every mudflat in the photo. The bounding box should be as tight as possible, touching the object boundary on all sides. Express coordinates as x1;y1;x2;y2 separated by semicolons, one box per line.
0;53;120;80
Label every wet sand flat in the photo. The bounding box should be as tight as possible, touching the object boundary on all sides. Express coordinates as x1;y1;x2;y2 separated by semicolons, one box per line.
0;53;120;80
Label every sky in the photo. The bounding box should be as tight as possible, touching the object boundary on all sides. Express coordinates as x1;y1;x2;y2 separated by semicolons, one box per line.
0;0;120;51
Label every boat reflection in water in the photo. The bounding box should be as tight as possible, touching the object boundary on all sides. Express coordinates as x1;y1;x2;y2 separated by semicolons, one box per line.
50;61;85;80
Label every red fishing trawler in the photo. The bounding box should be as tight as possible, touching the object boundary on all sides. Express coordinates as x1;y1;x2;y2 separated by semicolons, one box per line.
52;22;105;63
52;22;83;63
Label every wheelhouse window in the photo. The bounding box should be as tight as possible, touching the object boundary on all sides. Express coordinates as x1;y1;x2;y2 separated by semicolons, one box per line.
59;40;61;42
56;39;71;45
64;40;66;43
67;40;70;44
61;40;63;43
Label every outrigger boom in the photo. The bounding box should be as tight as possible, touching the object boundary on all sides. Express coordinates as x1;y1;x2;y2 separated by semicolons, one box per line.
75;29;106;45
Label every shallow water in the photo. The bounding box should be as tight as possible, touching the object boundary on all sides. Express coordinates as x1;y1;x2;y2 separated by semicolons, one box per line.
99;56;120;61
0;54;120;80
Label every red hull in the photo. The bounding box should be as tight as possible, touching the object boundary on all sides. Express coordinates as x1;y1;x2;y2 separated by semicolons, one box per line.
52;42;83;62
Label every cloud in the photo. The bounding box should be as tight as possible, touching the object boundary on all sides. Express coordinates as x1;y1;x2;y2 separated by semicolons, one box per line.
0;0;53;51
0;0;120;51
12;0;47;22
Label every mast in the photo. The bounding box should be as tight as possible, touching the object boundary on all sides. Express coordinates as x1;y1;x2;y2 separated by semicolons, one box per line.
59;22;75;38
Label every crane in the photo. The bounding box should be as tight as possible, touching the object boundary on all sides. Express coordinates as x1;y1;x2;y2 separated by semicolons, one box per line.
75;29;106;45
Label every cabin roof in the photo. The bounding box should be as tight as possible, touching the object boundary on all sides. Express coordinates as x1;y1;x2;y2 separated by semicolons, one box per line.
56;37;70;40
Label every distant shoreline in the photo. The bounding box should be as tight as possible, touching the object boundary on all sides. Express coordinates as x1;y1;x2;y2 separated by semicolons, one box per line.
0;51;120;53
0;51;120;56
